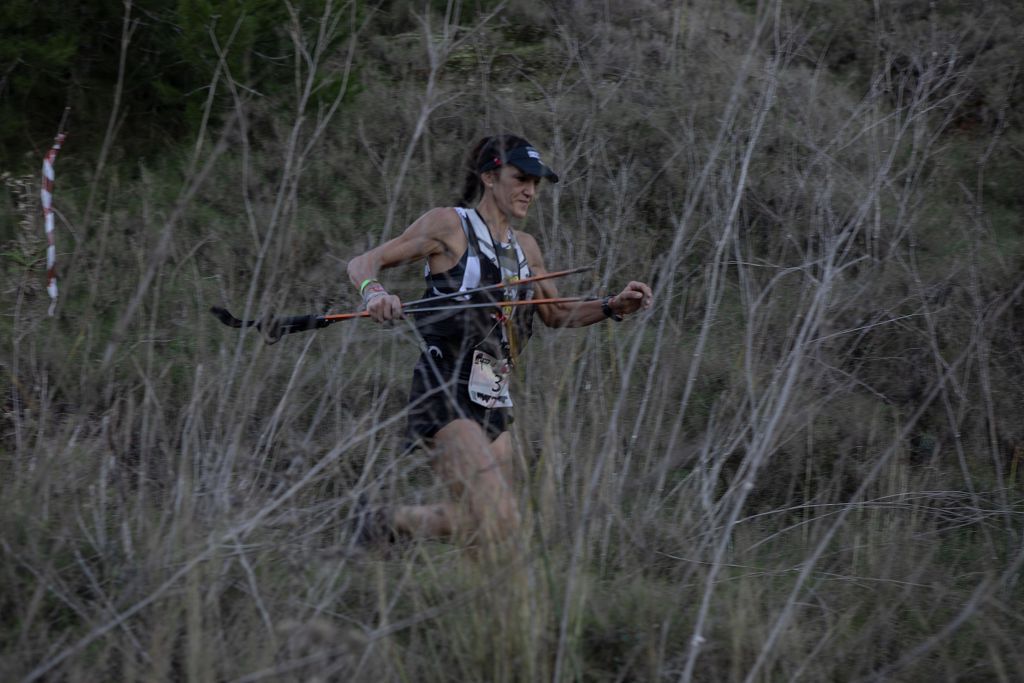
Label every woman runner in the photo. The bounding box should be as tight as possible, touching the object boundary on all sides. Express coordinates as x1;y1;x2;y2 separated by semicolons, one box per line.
346;134;653;546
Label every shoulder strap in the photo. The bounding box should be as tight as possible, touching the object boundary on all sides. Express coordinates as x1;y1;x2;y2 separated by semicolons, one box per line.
425;208;474;277
509;232;531;281
464;209;494;264
453;206;472;237
424;208;480;297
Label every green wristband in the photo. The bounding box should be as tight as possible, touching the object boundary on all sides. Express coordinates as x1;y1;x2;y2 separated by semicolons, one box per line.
359;278;379;295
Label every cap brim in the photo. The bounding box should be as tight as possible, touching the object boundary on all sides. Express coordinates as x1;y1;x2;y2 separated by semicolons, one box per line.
510;159;559;183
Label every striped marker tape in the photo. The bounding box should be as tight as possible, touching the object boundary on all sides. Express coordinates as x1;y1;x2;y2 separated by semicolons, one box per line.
42;132;66;317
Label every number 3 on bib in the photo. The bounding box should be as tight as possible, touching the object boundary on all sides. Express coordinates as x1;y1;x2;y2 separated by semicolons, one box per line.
468;350;514;408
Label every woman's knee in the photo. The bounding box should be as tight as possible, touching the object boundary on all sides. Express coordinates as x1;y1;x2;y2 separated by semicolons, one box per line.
434;420;501;480
433;420;520;540
435;418;491;453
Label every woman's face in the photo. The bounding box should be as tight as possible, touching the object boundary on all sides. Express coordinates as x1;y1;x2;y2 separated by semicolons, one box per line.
485;165;541;220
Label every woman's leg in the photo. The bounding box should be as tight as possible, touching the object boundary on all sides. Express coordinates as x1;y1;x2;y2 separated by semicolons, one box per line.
392;420;518;544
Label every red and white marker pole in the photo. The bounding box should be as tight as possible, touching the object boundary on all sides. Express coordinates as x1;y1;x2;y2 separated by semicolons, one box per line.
41;117;68;316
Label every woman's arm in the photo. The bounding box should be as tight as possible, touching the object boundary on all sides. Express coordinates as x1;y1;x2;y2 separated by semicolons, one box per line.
347;207;462;322
516;232;653;328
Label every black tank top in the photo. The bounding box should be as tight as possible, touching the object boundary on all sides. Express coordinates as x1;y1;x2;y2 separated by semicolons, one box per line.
412;208;535;366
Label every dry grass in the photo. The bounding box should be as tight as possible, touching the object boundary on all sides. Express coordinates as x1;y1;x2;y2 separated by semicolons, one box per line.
2;1;1023;681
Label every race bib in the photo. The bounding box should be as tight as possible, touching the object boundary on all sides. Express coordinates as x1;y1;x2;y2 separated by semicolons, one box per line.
468;350;514;408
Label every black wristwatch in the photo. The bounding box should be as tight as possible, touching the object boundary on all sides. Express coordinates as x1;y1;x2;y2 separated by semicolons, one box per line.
602;295;623;321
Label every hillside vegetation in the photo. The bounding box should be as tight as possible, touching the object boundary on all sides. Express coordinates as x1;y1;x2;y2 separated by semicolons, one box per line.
2;0;1023;680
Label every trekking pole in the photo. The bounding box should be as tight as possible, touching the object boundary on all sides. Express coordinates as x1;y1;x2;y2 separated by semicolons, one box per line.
210;267;594;342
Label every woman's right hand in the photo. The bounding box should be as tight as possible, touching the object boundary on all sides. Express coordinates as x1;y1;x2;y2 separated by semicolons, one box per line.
365;291;404;323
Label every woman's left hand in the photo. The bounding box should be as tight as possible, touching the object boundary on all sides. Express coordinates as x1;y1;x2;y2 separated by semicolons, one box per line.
611;281;654;317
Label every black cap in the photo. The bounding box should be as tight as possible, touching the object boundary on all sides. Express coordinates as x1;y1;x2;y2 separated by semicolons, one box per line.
479;142;559;183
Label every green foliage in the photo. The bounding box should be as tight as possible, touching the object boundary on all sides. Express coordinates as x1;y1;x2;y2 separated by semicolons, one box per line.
0;0;361;166
0;1;81;155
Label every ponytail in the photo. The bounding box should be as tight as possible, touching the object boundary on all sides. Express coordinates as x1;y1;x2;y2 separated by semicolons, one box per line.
456;136;490;207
